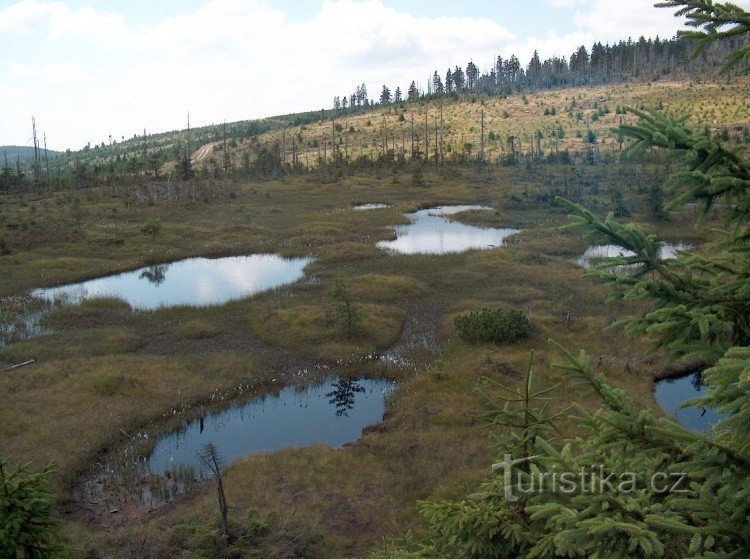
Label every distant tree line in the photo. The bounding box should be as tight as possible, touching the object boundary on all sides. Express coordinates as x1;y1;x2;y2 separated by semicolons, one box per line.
338;35;747;109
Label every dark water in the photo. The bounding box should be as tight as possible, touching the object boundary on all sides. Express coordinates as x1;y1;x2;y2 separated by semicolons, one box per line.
145;377;395;476
377;205;520;255
653;372;725;431
30;254;312;310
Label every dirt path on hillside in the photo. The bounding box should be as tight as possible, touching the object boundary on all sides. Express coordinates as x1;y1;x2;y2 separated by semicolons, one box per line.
190;142;213;164
158;142;216;175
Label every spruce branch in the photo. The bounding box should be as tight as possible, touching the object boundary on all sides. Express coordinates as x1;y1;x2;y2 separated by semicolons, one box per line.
657;0;750;74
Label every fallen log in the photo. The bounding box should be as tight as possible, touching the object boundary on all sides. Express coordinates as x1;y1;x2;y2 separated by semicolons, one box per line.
1;359;35;372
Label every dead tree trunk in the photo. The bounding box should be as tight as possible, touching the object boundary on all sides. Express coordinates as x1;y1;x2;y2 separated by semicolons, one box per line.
480;110;485;163
434;116;439;164
439;98;444;164
198;443;229;539
31;116;41;181
43;134;50;179
410;114;415;160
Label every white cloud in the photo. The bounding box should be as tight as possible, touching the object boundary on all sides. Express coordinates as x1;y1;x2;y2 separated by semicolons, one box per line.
0;0;517;148
1;0;748;149
564;0;750;44
134;0;286;56
5;60;88;83
573;0;686;42
0;0;126;45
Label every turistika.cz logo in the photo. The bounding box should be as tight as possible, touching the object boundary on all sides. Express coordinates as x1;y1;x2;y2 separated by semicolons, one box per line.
491;454;689;502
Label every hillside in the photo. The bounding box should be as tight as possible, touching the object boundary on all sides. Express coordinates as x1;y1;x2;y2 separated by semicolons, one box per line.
1;145;61;165
18;77;747;184
144;78;750;178
30;107;344;177
223;78;749;169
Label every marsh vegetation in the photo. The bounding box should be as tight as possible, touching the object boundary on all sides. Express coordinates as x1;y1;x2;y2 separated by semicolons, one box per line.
1;4;749;554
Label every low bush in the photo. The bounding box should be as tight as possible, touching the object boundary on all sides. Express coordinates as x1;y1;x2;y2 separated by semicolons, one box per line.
177;319;220;339
454;308;533;344
410;164;425;186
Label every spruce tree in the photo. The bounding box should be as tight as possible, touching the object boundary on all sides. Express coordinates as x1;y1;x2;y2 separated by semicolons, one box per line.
466;60;479;90
452;66;465;90
380;85;392;105
408;81;420;101
374;3;750;558
445;69;454;93
432;71;444;95
0;460;68;559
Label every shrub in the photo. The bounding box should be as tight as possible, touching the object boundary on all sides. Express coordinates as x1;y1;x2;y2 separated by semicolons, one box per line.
454;308;532;344
245;507;271;539
328;280;359;338
140;217;162;242
410;164;425;186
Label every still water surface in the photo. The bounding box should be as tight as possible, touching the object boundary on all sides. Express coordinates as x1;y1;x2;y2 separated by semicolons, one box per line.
654;372;725;431
145;377;395;476
377;205;520;255
30;254;312;310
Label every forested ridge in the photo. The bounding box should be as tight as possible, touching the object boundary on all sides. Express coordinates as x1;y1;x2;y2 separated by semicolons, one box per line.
344;33;747;106
3;26;747;190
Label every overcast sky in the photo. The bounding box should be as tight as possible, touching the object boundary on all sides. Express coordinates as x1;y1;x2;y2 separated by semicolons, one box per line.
2;0;746;150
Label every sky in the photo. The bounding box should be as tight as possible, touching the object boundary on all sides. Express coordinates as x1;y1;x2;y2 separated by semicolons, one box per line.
1;0;746;150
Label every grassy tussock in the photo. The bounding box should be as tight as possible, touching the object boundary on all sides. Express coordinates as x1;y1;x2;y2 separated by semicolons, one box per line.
248;298;405;361
348;274;428;302
176;319;221;339
0;327;144;363
80;296;132;310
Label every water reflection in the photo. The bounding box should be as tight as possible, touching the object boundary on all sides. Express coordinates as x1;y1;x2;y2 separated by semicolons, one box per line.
653;371;726;431
141;377;395;476
326;378;366;417
0;297;50;349
30;254;312;310
139;264;168;286
377;205;520;255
